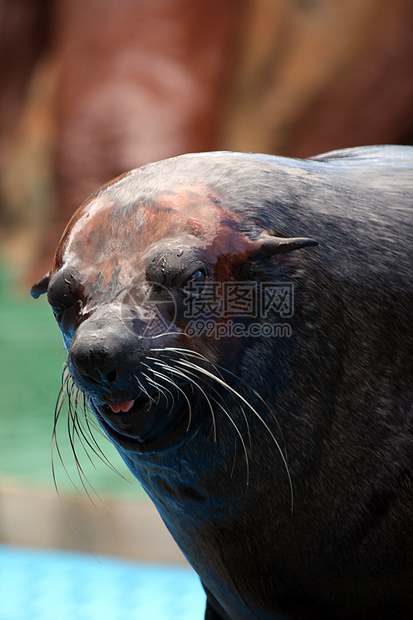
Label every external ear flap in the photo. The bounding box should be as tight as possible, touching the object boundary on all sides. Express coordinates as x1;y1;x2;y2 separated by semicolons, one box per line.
251;233;318;256
30;271;51;299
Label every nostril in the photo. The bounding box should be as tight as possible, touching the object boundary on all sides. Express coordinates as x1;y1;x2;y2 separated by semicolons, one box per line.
69;327;128;389
105;369;118;384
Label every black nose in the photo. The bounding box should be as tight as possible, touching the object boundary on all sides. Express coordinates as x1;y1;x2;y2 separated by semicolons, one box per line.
68;308;141;393
69;338;120;388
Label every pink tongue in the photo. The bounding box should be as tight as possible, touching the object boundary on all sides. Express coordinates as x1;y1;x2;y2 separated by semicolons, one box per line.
109;400;135;413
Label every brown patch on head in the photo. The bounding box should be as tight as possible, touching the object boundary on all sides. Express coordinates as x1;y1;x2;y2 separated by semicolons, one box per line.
146;184;223;244
53;194;95;274
150;184;254;282
52;171;131;275
55;180;255;305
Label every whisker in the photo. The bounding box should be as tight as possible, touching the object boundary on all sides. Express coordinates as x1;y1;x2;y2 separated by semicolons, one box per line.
141;364;176;410
134;375;157;405
175;358;294;512
153;348;256;451
144;373;163;406
145;360;196;432
148;357;216;438
141;371;168;408
52;371;81;494
159;361;219;440
154;349;254;450
52;365;128;518
152;346;226;381
66;392;100;506
179;366;250;480
207;390;250;484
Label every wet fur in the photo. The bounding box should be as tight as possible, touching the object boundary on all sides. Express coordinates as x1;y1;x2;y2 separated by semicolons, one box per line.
34;146;413;619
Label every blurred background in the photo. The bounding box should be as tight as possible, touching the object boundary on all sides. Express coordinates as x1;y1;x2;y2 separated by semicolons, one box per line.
1;0;413;617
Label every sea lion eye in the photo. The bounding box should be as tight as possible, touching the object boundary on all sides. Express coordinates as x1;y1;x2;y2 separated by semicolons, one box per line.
47;271;82;332
182;268;206;294
50;299;82;332
51;304;64;323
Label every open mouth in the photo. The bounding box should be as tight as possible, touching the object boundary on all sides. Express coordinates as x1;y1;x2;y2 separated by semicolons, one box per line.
92;387;196;452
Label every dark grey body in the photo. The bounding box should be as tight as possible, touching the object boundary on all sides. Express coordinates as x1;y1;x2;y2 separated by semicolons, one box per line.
33;146;413;619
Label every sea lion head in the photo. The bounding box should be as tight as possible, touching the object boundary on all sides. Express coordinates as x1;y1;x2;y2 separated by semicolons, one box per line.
31;154;316;453
30;148;413;619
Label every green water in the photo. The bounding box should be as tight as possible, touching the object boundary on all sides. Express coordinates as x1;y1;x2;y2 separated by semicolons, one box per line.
0;266;145;500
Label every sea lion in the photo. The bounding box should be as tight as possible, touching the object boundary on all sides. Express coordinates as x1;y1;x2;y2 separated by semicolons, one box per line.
31;146;413;619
